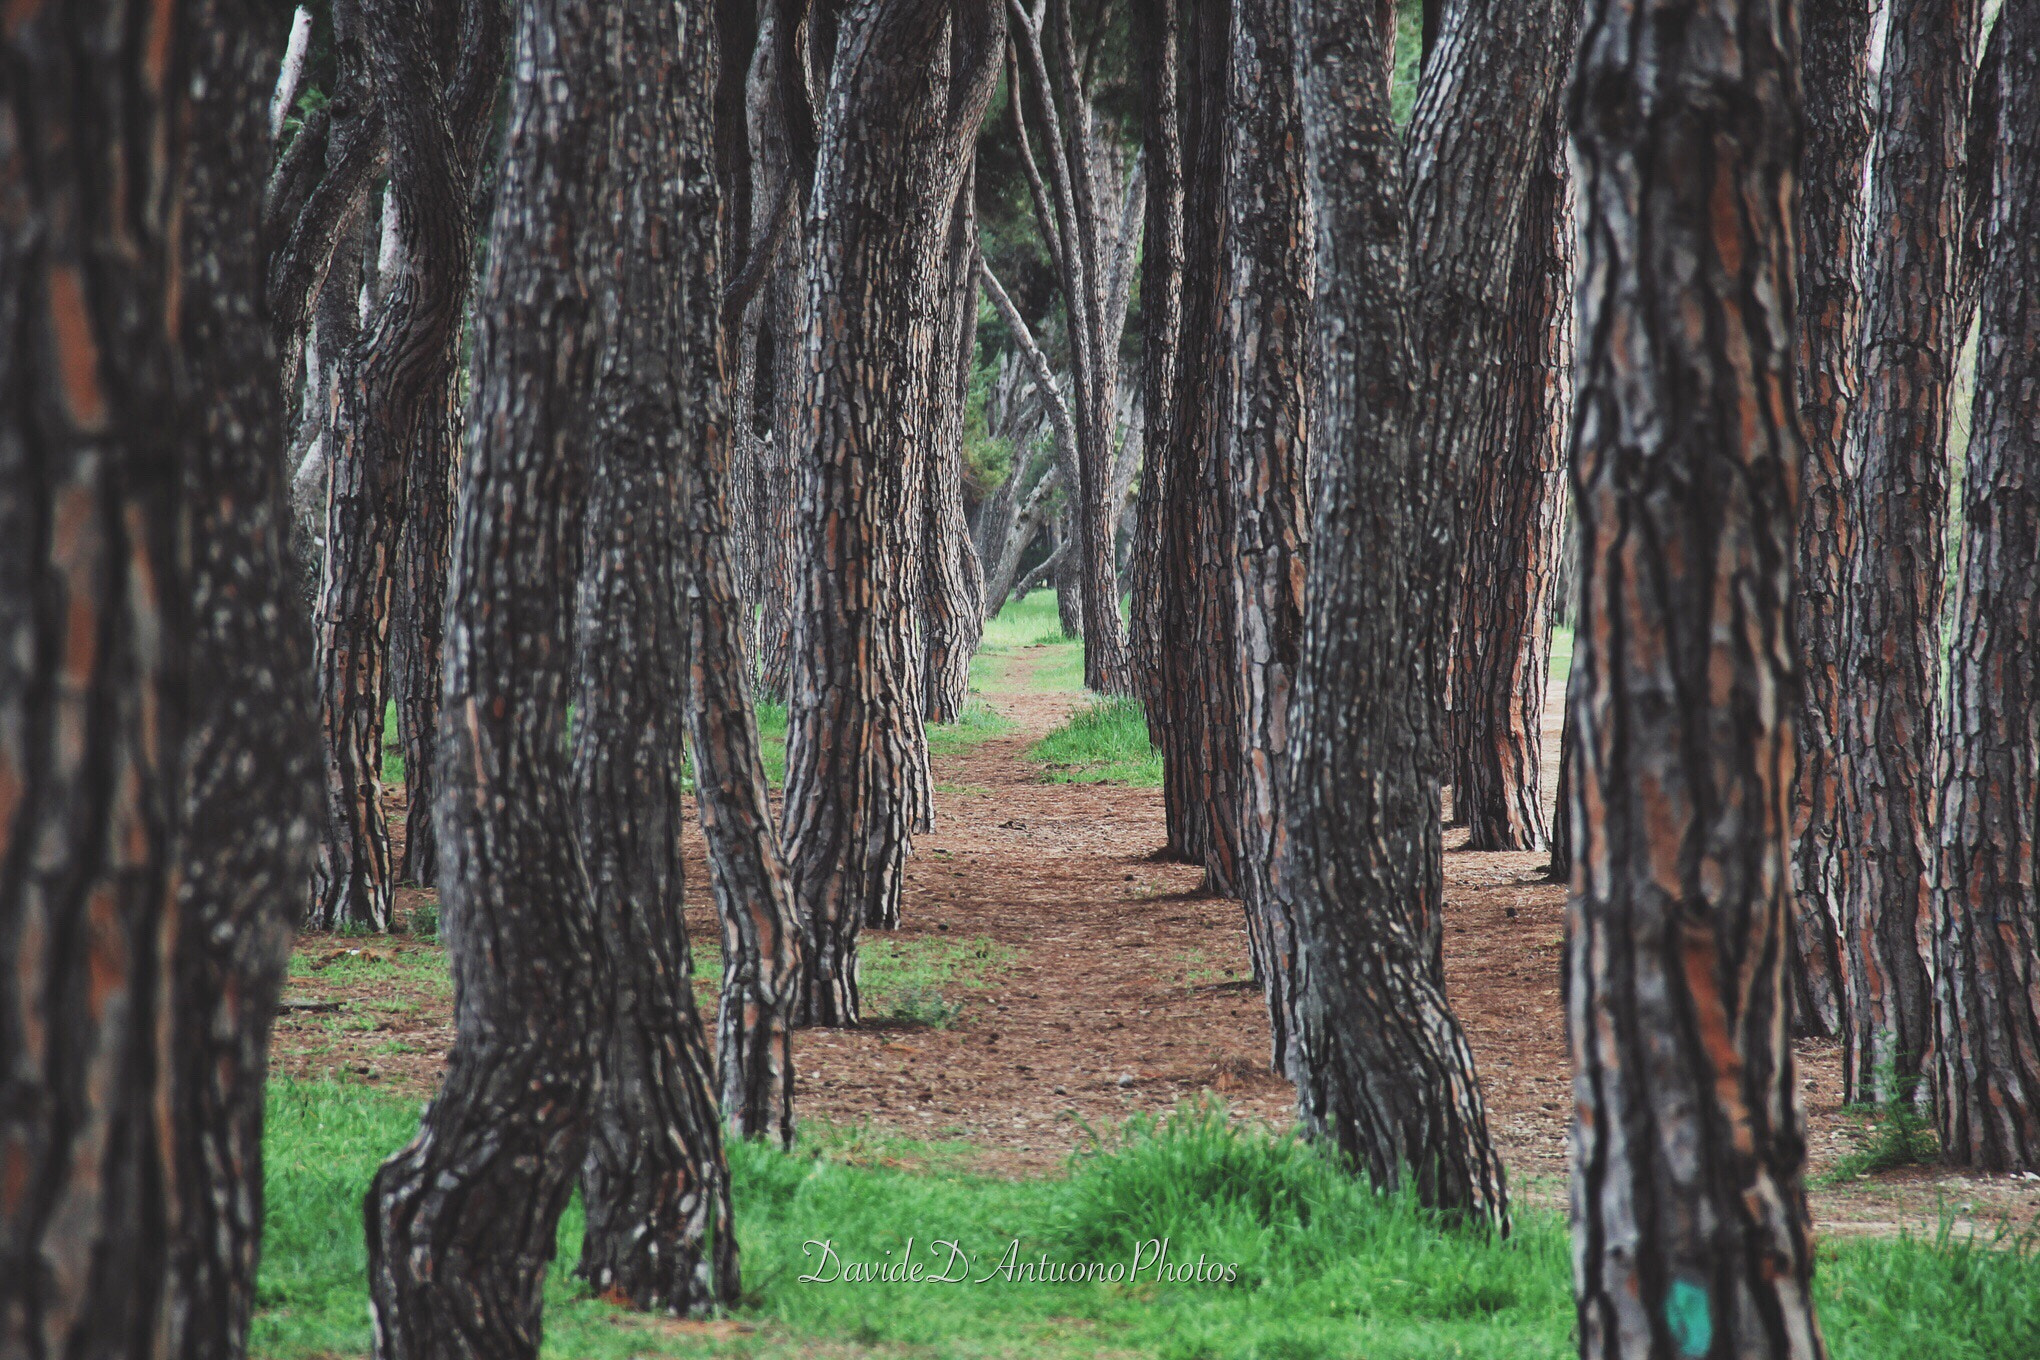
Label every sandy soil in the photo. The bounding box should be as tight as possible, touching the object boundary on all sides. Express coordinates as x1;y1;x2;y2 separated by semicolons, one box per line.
272;648;2040;1239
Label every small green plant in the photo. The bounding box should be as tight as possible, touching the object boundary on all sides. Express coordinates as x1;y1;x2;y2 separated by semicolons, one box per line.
407;901;440;942
884;984;968;1028
1826;1062;1938;1182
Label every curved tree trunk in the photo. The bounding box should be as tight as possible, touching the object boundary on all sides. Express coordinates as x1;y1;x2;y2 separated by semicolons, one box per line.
1451;77;1574;853
781;0;1003;1021
923;185;989;723
310;0;504;927
391;0;509;891
1;5;317;1355
1833;0;1982;1105
1222;0;1312;1058
365;2;614;1353
1786;0;1874;1042
1283;0;1508;1228
1931;5;2040;1173
1565;0;1823;1353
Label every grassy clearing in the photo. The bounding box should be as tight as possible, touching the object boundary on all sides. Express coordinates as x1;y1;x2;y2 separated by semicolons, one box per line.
255;1092;2040;1360
1027;696;1162;787
973;594;1087;696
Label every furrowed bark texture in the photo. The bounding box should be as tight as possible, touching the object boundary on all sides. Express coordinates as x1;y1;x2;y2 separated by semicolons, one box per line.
1128;0;1182;715
363;2;608;1354
1222;0;1312;1059
1450;51;1576;853
1565;0;1823;1354
1151;0;1243;889
1283;0;1508;1227
922;186;989;723
389;0;509;891
1786;0;1873;1041
1404;0;1569;802
1833;0;1981;1105
310;0;506;926
781;0;1002;1021
1;5;317;1356
1930;2;2040;1174
689;2;805;1155
570;0;742;1312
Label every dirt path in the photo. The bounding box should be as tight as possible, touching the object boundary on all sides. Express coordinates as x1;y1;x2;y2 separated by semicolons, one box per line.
276;645;2040;1235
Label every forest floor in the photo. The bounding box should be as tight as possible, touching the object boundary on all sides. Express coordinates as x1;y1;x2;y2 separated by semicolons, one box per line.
272;603;2040;1248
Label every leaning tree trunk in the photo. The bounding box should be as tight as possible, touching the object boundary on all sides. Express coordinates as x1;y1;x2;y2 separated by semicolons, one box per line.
2;6;317;1357
1150;0;1243;890
364;2;616;1354
923;184;989;723
781;0;1003;1021
1565;0;1824;1354
1832;0;1982;1106
1221;0;1312;1060
1283;0;1508;1228
388;0;508;890
1450;57;1575;853
1786;0;1874;1041
569;0;742;1313
1930;5;2040;1174
309;0;503;927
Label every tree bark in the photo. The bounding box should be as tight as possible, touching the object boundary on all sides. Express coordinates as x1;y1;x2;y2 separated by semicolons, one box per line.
2;5;317;1356
1006;0;1135;693
1282;0;1508;1228
390;0;509;892
923;185;990;723
1129;0;1182;726
364;1;615;1353
309;0;505;927
1833;0;1982;1105
567;0;744;1313
781;0;1003;1021
1149;0;1243;889
1787;0;1875;1042
1930;1;2040;1174
1449;59;1575;853
1565;0;1824;1353
1222;0;1312;1055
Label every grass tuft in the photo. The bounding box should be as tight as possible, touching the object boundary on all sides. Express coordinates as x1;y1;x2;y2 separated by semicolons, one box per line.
1029;696;1161;786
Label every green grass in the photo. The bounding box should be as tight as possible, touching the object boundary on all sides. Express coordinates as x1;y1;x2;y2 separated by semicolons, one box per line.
255;1090;2040;1360
1028;696;1162;787
689;934;1016;1030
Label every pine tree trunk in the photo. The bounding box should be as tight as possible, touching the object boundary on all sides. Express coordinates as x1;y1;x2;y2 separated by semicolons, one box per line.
688;6;805;1153
1565;0;1823;1353
390;0;508;891
1151;0;1243;889
1930;5;2040;1173
310;0;502;927
1404;0;1571;806
1787;0;1874;1042
365;2;617;1352
781;0;1002;1022
2;6;317;1355
923;185;989;723
1128;0;1184;714
1222;0;1312;1056
566;0;743;1313
1834;0;1982;1105
1451;75;1575;853
1284;0;1508;1227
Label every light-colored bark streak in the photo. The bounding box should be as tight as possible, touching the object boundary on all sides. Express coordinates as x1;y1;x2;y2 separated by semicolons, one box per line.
1930;3;2040;1173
